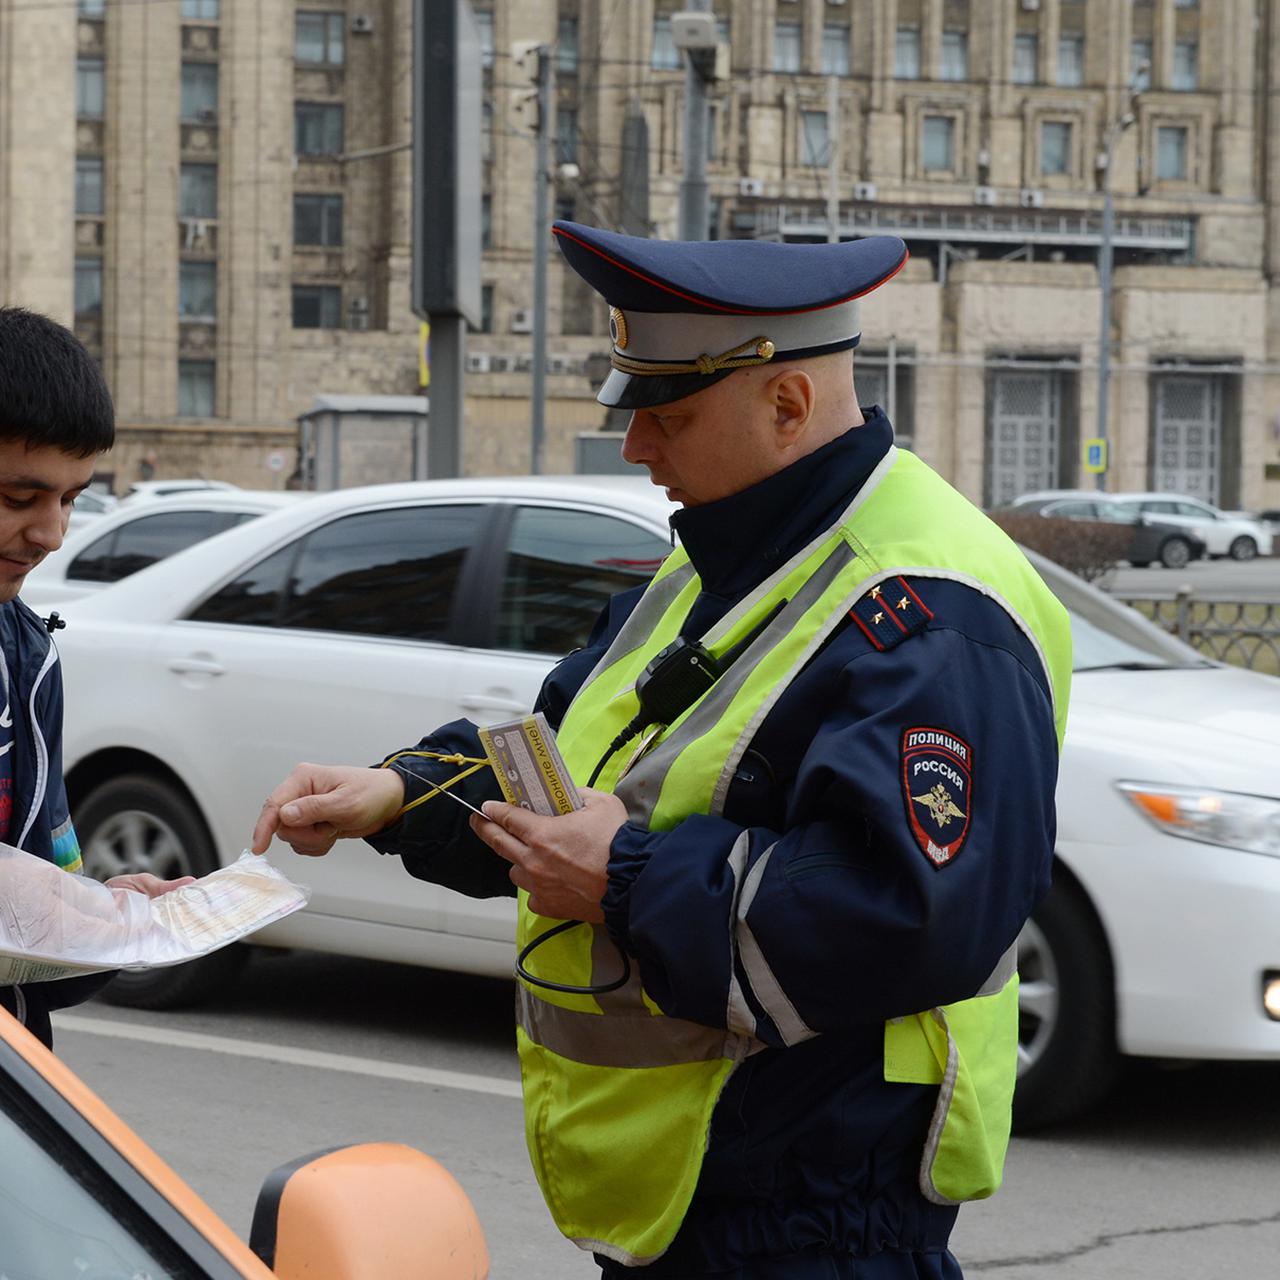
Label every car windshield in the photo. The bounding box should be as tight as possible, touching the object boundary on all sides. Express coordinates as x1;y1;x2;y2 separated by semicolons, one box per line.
1022;548;1213;673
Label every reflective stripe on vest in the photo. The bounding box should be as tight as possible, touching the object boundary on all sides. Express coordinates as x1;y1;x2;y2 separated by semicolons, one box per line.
515;447;1072;1263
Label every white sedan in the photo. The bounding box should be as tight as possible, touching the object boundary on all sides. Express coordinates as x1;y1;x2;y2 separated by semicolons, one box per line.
44;477;1280;1128
22;490;303;609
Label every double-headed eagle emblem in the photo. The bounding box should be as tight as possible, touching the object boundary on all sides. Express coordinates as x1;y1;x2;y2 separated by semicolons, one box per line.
912;783;964;828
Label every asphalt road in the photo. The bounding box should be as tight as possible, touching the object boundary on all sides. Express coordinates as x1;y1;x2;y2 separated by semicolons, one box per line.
1106;554;1280;600
51;950;1280;1280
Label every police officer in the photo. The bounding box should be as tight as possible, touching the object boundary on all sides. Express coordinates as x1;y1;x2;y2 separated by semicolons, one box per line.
253;223;1070;1280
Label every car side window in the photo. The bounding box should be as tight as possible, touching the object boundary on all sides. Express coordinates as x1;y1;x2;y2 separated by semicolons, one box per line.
287;504;486;640
64;528;119;583
188;542;297;626
1177;502;1214;519
495;506;669;655
188;505;486;638
1047;501;1093;519
1142;501;1176;515
69;510;243;584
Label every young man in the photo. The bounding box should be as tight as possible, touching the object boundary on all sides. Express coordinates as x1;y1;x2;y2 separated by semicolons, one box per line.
0;307;191;1048
253;227;1070;1279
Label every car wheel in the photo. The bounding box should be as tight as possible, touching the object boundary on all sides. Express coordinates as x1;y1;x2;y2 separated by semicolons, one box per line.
1158;536;1192;569
1013;878;1119;1131
76;773;247;1009
1229;535;1258;561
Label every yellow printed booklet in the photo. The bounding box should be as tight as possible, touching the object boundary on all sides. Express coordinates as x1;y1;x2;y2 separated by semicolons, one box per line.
477;713;582;816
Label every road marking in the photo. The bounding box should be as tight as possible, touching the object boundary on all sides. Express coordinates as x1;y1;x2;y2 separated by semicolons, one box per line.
53;1013;523;1099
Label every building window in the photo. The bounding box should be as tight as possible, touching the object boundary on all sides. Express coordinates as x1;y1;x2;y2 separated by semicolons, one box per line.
821;25;850;76
294;193;343;246
1057;36;1084;87
295;11;345;66
773;22;802;73
469;283;494;334
76;58;104;118
181;63;219;123
74;258;102;317
295;102;344;156
1156;125;1189;180
178;361;215;417
180;0;220;18
481;193;492;250
1172;41;1198;91
940;31;968;82
556;107;578;164
293;285;343;329
482;99;493;164
179;261;216;321
895;27;921;79
475;10;494;69
651;16;680;70
1040;121;1072;175
77;0;106;17
1013;34;1038;85
558;17;578;74
922;115;955;172
800;110;829;166
179;163;218;218
1131;40;1152;90
75;158;103;216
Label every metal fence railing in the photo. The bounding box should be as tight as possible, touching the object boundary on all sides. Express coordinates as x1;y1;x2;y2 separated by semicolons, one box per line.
1115;588;1280;676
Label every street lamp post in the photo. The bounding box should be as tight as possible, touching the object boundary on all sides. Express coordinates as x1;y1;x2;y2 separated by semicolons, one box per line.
1094;64;1145;493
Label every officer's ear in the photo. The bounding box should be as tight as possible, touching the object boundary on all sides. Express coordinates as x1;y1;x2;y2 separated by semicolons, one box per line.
767;368;816;446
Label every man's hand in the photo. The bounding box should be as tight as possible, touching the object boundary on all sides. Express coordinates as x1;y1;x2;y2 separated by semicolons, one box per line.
469;788;628;921
252;764;405;856
105;873;196;898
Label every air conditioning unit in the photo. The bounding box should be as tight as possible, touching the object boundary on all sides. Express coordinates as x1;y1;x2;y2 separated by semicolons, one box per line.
1019;187;1045;208
510;308;534;334
547;354;571;374
489;354;512;373
974;185;997;206
739;177;765;197
1020;0;1040;10
181;218;211;250
465;352;492;373
853;181;878;201
351;14;374;33
514;353;534;371
828;0;847;6
348;295;369;315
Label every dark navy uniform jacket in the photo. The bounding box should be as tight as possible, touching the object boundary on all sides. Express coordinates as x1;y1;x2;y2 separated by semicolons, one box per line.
0;598;114;1049
371;410;1060;1278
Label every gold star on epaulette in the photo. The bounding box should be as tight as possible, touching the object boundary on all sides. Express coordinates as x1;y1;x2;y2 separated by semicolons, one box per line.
870;585;882;600
873;611;884;625
897;596;909;610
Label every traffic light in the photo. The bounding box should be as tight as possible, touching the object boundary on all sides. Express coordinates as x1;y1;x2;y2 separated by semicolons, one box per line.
412;0;482;327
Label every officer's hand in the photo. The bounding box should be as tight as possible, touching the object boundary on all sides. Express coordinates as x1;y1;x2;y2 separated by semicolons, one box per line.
105;873;197;897
252;764;405;857
469;788;628;922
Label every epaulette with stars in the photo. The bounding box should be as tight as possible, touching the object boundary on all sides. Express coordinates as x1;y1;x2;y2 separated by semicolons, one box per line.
848;576;934;652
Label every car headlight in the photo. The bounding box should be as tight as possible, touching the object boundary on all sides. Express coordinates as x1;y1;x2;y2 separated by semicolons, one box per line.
1117;782;1280;857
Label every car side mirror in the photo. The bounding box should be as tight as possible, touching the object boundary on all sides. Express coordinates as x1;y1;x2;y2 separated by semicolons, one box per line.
249;1141;489;1279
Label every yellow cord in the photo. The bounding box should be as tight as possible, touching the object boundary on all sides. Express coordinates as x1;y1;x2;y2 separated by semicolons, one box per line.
378;750;493;821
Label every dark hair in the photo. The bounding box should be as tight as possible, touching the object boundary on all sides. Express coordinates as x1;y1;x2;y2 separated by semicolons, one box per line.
0;307;114;456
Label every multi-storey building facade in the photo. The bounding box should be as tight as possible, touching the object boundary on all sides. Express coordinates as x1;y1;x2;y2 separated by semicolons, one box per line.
1;0;1278;509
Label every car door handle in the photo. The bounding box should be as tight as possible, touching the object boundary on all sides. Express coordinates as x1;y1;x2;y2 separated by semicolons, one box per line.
167;657;226;677
458;694;526;713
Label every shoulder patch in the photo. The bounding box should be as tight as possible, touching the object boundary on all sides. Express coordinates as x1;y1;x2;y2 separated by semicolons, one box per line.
900;726;972;868
849;576;933;652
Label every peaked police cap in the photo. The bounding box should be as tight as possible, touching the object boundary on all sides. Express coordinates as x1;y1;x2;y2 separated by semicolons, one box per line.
553;220;909;409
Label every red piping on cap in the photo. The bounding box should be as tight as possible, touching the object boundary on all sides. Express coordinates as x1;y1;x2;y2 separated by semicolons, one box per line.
552;226;909;316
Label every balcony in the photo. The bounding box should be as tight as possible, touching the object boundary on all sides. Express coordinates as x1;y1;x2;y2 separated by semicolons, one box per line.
749;202;1194;256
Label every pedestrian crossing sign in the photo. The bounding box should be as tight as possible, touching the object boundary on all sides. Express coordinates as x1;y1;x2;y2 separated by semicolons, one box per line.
1083;438;1107;474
